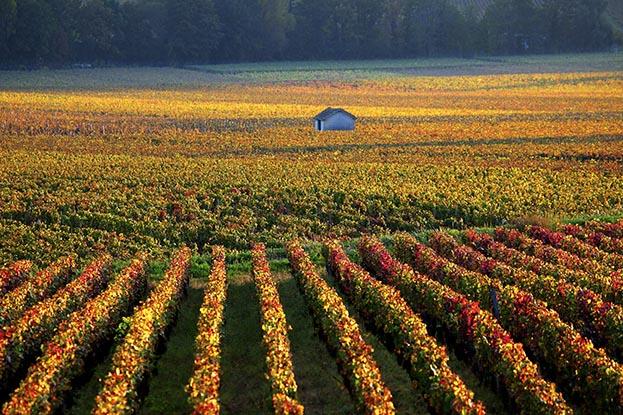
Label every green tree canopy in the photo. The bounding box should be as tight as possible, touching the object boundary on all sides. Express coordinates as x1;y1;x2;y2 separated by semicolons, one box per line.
166;0;221;63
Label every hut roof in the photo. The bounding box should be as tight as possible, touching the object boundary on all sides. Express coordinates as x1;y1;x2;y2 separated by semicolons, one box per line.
314;108;357;121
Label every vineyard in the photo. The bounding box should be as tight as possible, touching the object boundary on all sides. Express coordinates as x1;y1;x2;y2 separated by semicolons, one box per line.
1;55;623;265
0;54;622;413
0;222;622;413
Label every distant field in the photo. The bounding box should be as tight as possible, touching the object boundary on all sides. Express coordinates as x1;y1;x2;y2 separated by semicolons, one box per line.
1;52;621;90
191;52;623;75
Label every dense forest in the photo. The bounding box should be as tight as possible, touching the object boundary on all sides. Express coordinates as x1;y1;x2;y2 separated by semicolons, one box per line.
0;0;619;66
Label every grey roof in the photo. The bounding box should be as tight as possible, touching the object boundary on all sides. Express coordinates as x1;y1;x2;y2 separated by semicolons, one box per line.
314;107;357;121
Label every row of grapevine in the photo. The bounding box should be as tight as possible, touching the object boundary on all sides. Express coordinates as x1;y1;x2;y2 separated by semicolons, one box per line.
563;224;623;255
187;246;228;414
394;233;623;410
251;243;304;414
0;260;32;297
526;226;623;270
357;235;570;414
581;220;623;239
324;240;485;415
464;230;623;306
493;228;616;283
429;232;623;358
0;255;111;386
285;240;395;415
1;259;146;415
93;246;191;415
0;256;76;326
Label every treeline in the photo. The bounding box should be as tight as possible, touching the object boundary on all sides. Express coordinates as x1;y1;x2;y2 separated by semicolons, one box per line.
0;0;617;66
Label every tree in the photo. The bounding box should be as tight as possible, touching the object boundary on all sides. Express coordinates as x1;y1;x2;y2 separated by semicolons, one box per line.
352;0;386;57
0;0;16;59
461;5;482;56
213;0;261;61
167;0;221;63
257;0;294;59
540;0;611;52
121;0;167;63
10;0;59;63
0;0;617;65
480;0;542;54
72;0;125;62
405;0;467;56
375;0;409;58
47;0;82;62
288;0;327;59
321;0;360;58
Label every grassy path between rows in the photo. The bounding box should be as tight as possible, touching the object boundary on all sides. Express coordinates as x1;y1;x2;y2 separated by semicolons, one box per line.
276;273;354;413
219;274;272;414
140;287;203;414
